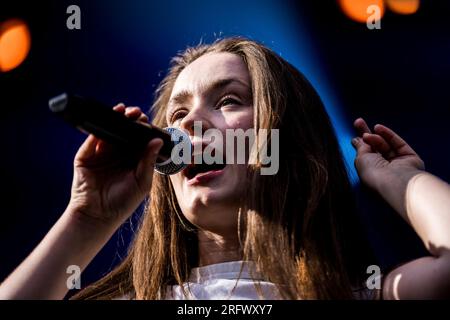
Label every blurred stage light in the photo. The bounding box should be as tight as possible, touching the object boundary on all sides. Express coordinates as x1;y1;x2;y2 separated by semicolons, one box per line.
0;19;31;72
386;0;420;15
338;0;385;23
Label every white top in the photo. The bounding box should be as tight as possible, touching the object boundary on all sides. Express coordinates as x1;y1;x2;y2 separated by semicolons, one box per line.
165;260;282;300
115;260;378;300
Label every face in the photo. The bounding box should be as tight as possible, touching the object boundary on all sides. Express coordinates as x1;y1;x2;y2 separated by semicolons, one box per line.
166;52;253;233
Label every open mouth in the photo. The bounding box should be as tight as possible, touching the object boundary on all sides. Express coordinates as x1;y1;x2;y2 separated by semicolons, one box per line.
184;161;226;180
183;150;226;180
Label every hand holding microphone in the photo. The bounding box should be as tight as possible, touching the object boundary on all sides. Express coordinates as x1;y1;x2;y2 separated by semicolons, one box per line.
49;93;191;175
48;93;191;229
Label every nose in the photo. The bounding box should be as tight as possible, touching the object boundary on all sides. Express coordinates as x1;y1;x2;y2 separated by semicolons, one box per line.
179;104;213;137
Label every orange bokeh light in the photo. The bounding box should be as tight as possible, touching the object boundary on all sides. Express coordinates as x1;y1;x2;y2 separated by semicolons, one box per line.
386;0;420;15
338;0;385;23
0;19;31;72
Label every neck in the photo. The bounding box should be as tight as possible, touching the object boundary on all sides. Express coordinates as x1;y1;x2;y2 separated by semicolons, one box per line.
197;229;242;267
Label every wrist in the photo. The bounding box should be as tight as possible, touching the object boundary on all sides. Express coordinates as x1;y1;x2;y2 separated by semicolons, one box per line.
375;167;425;193
375;168;427;217
63;204;121;237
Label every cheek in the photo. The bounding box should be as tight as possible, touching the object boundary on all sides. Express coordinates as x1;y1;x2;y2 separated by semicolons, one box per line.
224;110;254;130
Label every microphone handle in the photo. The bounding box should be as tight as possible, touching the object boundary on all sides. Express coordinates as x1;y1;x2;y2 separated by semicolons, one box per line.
49;93;173;159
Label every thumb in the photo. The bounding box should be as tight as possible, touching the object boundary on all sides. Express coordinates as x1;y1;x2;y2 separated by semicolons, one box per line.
74;135;99;166
135;138;164;192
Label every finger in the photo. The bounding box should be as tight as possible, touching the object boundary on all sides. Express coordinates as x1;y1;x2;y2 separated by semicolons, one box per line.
115;105;148;123
354;117;372;136
75;134;99;164
362;133;392;155
135;139;164;193
124;106;143;119
138;113;149;123
351;136;372;156
113;103;126;112
374;124;418;156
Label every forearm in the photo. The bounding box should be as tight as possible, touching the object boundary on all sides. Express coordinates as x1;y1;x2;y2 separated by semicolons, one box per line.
378;170;450;257
0;208;117;299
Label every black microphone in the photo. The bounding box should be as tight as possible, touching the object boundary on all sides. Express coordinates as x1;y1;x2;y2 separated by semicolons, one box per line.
48;93;191;175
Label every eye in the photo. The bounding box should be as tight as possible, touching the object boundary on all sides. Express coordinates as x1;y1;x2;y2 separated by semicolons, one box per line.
168;109;188;124
217;96;240;108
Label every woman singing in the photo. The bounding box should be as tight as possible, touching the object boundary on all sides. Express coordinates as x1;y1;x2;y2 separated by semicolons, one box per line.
1;37;449;299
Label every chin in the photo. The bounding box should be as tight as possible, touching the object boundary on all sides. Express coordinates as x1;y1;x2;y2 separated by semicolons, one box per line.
186;206;240;233
188;186;239;211
182;188;241;231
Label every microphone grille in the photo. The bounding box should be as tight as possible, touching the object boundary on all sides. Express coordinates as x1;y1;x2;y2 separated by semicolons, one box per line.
154;127;191;175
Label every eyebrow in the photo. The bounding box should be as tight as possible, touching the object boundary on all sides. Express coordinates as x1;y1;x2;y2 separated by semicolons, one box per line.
168;78;250;108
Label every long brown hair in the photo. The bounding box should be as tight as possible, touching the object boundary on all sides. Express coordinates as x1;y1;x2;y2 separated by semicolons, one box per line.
72;37;374;300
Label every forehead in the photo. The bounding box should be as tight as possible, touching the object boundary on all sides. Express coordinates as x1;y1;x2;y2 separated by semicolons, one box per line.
171;52;250;96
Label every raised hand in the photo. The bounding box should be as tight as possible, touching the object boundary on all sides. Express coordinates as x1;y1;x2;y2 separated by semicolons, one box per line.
351;118;425;192
68;104;163;230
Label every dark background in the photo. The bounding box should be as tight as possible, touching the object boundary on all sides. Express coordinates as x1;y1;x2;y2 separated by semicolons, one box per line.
1;0;449;295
